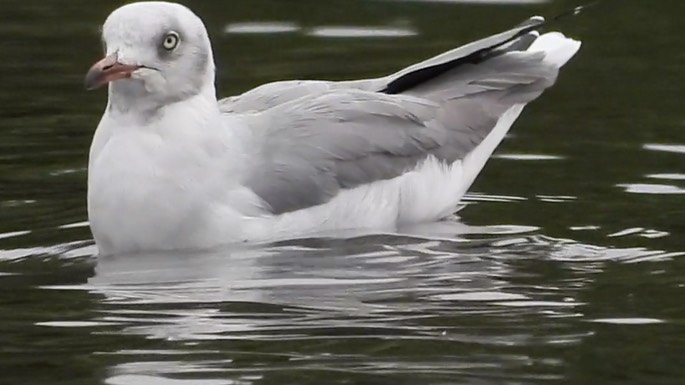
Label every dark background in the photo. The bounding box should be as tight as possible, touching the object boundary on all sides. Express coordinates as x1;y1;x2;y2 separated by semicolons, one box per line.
1;1;684;384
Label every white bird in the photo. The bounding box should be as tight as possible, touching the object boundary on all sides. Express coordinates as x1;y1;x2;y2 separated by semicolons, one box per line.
85;1;581;255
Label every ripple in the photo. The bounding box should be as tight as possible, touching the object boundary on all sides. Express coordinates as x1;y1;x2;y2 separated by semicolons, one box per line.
57;221;90;229
0;241;95;261
223;22;300;34
223;22;418;39
474;224;540;235
307;26;417;38
608;227;670;239
608;227;647;238
36;321;119;327
640;229;671;239
536;195;576;203
232;276;403;290
618;183;685;194
106;375;232;385
462;192;527;203
431;291;528;301
1;199;36;207
25;229;681;384
647;173;685;180
569;225;601;231
0;230;30;240
643;143;685;154
589;318;665;325
494;300;582;308
527;235;683;263
49;167;86;176
380;0;548;3
493;153;563;161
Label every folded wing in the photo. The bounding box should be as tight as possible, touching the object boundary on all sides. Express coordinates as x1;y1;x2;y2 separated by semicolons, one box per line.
242;55;573;215
219;16;548;113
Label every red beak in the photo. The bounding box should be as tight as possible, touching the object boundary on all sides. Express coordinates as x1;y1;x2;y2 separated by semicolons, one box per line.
84;53;141;90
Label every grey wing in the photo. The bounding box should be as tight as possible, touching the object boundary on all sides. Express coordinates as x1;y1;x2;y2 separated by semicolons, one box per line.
219;80;337;113
233;17;566;215
219;16;546;114
241;50;555;215
381;16;546;94
218;78;386;113
241;90;504;215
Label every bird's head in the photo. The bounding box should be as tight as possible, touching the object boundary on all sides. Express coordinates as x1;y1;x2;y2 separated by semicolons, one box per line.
85;2;216;112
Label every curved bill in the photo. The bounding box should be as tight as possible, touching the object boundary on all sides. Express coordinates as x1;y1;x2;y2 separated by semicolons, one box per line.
84;53;141;90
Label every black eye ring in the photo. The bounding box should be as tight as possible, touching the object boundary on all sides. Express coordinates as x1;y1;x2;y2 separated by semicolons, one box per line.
162;31;180;50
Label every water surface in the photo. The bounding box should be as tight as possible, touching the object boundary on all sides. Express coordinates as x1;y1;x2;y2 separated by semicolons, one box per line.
1;0;684;384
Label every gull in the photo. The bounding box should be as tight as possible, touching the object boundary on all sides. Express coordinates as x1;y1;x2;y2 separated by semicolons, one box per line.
85;1;581;255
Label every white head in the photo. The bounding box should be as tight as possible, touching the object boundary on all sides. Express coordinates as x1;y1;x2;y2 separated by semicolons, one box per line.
85;2;216;113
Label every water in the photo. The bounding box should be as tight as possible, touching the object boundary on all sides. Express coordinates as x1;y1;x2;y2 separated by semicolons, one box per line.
1;0;684;384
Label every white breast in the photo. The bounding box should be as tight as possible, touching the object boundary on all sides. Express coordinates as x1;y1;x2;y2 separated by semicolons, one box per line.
87;98;258;254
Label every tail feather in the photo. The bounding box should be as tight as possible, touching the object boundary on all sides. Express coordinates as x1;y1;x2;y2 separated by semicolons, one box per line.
528;32;582;68
428;32;581;202
381;16;547;95
381;3;586;96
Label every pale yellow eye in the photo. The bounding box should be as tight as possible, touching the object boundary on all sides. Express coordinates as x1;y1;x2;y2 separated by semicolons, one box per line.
162;32;180;50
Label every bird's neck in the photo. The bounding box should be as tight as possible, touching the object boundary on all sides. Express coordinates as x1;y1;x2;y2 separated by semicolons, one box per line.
106;83;220;129
97;82;252;170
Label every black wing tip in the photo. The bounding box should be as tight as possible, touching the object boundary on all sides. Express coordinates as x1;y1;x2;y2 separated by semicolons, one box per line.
551;1;603;23
515;2;601;34
380;3;598;95
515;15;545;29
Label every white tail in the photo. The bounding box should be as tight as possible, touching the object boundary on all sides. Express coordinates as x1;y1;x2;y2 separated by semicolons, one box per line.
529;32;582;68
452;31;581;203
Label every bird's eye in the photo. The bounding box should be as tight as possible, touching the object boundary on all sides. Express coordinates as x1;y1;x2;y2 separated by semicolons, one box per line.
162;32;180;50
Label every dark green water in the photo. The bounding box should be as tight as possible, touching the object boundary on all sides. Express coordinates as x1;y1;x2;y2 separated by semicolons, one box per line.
1;0;684;384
